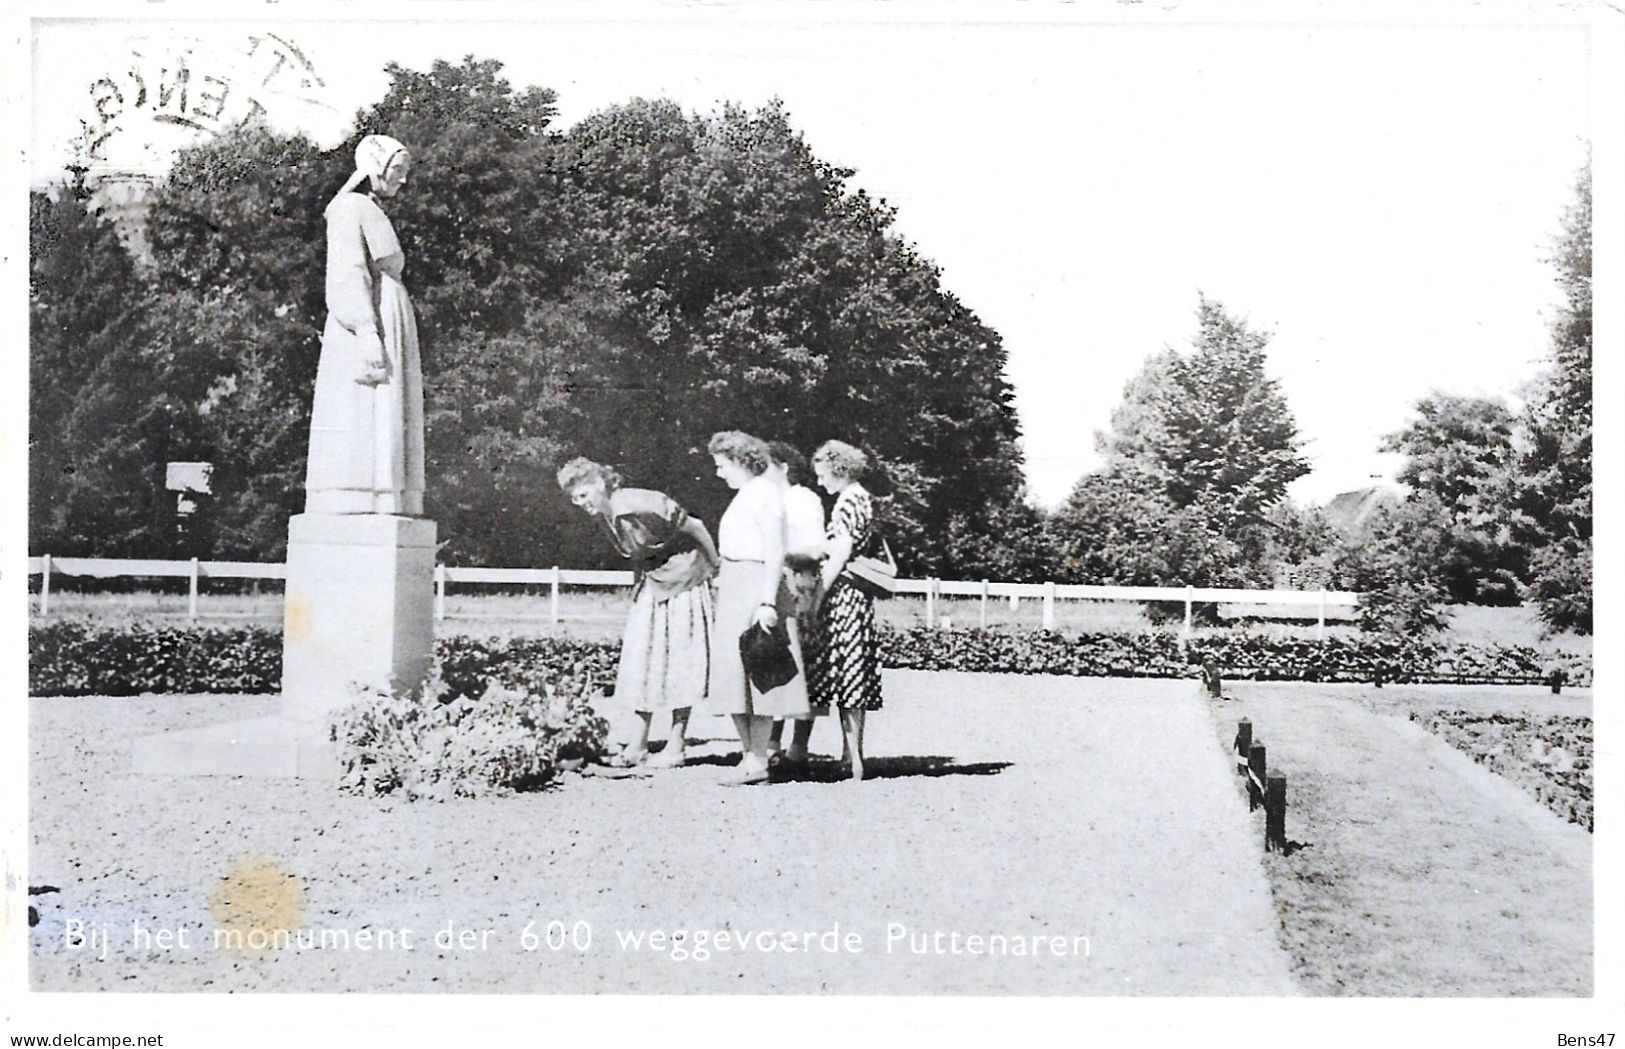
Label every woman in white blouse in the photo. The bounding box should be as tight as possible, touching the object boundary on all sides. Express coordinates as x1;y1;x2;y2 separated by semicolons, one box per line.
707;431;812;784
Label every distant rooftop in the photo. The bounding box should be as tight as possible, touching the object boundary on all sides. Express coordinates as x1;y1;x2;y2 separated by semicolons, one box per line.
1322;485;1400;533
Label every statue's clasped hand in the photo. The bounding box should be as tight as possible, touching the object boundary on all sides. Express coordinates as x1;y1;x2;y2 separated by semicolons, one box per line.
355;331;391;386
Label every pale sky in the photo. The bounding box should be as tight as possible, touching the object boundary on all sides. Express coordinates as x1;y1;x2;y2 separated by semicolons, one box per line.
29;8;1592;507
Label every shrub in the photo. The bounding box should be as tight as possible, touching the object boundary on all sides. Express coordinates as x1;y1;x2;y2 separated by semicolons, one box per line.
28;619;282;696
877;627;1592;685
27;619;1592;696
331;661;610;801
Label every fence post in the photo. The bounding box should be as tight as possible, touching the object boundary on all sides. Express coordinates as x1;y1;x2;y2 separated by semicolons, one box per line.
1248;743;1266;811
1316;590;1327;642
550;565;562;625
1181;585;1194;653
1265;775;1287;851
1234;719;1253;772
187;557;200;621
434;564;446;622
1042;581;1056;630
925;578;938;629
40;554;52;616
979;579;990;630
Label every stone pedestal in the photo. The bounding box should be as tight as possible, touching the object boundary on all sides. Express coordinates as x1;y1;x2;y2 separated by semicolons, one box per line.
281;513;437;722
132;513;437;778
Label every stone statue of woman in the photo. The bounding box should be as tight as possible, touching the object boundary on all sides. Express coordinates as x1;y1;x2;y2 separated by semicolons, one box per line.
304;134;426;516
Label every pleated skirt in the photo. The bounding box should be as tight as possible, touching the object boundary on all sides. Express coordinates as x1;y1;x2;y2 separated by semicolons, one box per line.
615;581;714;717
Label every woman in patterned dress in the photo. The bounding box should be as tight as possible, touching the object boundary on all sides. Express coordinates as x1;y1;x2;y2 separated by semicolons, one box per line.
557;458;718;768
805;440;883;781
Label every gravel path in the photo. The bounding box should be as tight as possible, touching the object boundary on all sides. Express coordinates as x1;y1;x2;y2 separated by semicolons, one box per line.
30;671;1298;994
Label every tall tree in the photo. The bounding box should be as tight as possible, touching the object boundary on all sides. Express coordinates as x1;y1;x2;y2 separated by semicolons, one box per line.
1379;392;1527;604
30;185;175;557
1155;297;1310;538
1520;162;1592;632
1059;295;1309;586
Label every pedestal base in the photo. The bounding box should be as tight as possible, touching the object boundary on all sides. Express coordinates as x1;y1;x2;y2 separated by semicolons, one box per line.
132;512;437;778
131;717;339;779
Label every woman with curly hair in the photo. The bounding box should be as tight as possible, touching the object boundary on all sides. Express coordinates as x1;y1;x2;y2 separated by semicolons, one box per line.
707;431;812;784
557;457;719;768
804;440;884;781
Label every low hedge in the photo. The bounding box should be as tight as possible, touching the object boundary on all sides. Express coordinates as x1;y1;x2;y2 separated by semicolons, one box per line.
27;620;1592;696
883;628;1593;686
29;620;284;696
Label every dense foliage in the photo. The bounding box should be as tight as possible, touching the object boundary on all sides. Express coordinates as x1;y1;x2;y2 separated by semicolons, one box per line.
1351;164;1594;635
28;621;1590;696
332;662;610;800
1378;394;1528;606
1518;164;1593;632
1052;297;1308;590
28;57;1591;628
29;187;175;557
33;57;1035;577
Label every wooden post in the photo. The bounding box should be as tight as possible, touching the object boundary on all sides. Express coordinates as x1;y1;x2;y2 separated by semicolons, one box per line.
1042;581;1056;631
1265;775;1287;851
550;565;562;625
979;579;989;630
1234;719;1252;772
1180;585;1194;654
925;578;937;629
1248;743;1266;811
40;554;52;616
187;557;200;621
434;564;446;622
1316;590;1327;642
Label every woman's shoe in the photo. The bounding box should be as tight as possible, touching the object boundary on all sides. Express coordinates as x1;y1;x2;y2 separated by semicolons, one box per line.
647;748;687;769
605;748;648;769
721;765;771;786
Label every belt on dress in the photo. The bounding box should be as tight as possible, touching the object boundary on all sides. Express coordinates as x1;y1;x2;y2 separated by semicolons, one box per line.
721;556;765;564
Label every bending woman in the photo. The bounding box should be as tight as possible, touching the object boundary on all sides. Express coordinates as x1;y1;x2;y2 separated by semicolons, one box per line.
804;440;884;782
558;457;718;768
707;431;812;784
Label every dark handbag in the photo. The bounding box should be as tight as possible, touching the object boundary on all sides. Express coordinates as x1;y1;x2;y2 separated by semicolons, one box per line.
739;620;800;693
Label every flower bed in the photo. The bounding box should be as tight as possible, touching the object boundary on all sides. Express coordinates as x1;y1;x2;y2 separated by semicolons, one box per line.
1410;711;1594;831
332;663;611;801
28;620;1592;697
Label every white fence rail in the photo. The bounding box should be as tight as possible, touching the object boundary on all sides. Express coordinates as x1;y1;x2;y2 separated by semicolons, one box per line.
26;555;1360;639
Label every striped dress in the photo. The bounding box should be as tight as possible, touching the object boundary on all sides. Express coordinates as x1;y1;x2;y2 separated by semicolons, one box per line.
805;484;883;711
